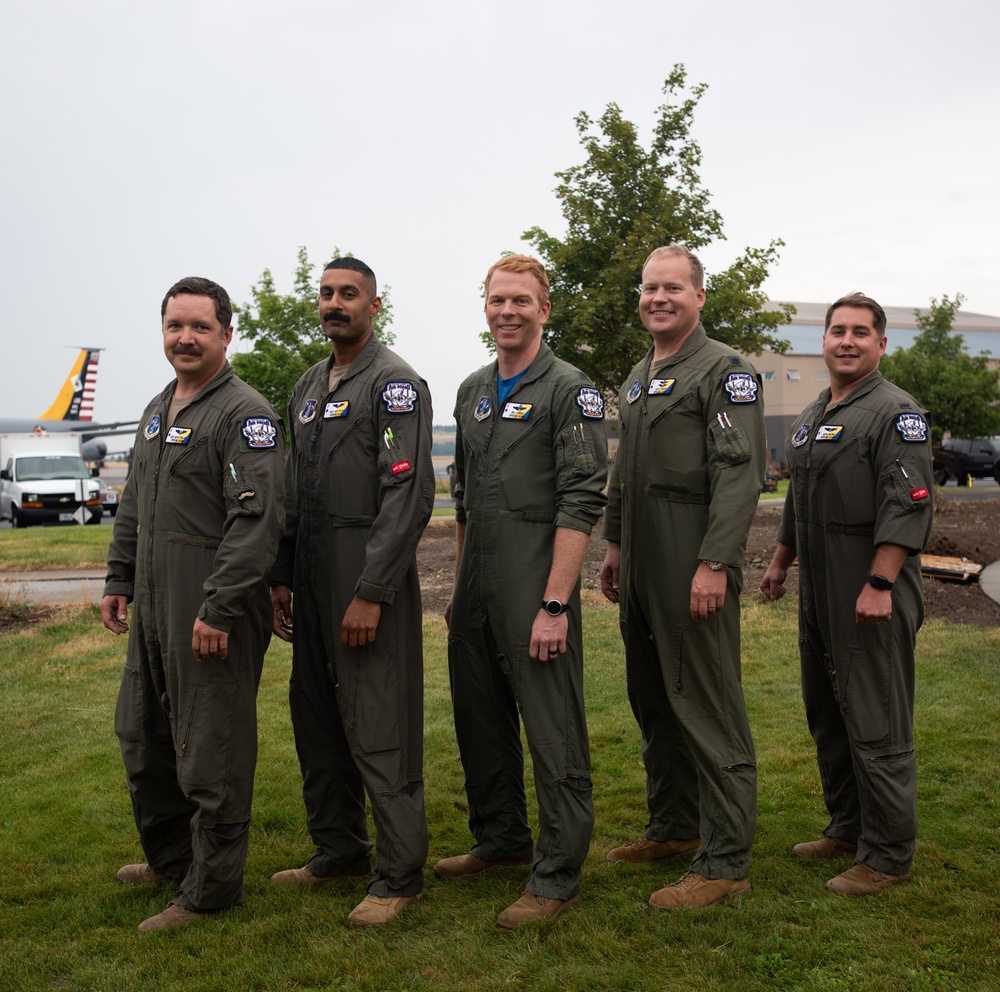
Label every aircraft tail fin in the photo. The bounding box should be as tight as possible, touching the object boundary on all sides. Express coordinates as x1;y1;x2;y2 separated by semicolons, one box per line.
37;348;102;421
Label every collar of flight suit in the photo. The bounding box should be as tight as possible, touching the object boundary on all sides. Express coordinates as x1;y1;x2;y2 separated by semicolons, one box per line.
160;361;236;410
322;331;383;387
816;369;885;414
487;340;556;391
640;322;710;376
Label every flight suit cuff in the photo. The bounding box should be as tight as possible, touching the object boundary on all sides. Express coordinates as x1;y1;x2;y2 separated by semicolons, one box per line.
555;511;596;535
199;604;235;633
356;579;394;605
602;517;621;543
103;579;133;601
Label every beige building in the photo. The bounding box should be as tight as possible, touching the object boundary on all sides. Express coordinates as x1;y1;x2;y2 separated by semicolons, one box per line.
758;302;1000;468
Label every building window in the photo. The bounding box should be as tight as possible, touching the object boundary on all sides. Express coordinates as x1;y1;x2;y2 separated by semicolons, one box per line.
787;369;801;380
762;371;776;381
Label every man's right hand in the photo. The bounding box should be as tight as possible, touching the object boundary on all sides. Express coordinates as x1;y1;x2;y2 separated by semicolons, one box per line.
101;594;130;635
271;585;293;642
599;542;621;604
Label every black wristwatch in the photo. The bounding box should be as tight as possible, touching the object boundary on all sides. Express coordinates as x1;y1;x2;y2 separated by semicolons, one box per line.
542;598;569;616
868;574;894;591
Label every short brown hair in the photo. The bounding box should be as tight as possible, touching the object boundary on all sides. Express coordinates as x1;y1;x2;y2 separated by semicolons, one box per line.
485;254;550;301
642;244;705;290
825;292;887;337
161;276;233;329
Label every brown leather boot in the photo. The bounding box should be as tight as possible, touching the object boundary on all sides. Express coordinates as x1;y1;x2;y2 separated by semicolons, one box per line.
606;836;700;864
649;871;750;910
496;891;581;928
433;853;532;880
825;862;910;896
793;836;858;861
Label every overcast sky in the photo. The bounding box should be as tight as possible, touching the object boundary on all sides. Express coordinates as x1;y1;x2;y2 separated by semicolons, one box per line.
2;0;997;428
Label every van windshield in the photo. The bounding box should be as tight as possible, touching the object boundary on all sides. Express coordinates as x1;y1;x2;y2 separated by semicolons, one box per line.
15;455;91;482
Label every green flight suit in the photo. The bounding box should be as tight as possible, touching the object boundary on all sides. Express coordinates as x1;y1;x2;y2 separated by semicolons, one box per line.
271;335;434;898
604;326;764;880
777;372;932;874
449;343;607;901
107;364;285;912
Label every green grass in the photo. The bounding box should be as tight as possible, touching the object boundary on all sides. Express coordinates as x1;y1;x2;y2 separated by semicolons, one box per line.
1;597;998;991
0;525;112;570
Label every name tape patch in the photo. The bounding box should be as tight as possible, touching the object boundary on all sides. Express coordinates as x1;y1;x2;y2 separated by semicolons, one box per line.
165;426;192;445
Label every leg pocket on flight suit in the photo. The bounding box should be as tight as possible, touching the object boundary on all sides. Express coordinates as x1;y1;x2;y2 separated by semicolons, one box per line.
175;678;240;790
839;642;890;744
348;652;401;755
514;642;566;748
114;664;144;745
669;625;718;721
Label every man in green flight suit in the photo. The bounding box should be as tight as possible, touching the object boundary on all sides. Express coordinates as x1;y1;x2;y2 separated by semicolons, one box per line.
600;244;764;909
761;292;933;896
269;257;435;929
435;254;608;928
102;276;285;932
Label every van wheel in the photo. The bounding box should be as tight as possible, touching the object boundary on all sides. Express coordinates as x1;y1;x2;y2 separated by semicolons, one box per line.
11;506;25;528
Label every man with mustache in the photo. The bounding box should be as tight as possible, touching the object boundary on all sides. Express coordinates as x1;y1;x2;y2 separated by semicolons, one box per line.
101;276;285;931
761;292;933;895
600;244;764;909
269;257;434;928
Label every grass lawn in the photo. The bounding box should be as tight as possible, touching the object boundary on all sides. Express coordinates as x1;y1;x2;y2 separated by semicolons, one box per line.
1;595;998;991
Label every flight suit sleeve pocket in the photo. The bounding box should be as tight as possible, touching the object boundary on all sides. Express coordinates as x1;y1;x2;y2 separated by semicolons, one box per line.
882;459;929;517
224;460;266;517
378;425;417;487
707;419;751;466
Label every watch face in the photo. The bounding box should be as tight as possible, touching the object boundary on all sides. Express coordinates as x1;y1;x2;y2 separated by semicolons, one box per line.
544;600;565;616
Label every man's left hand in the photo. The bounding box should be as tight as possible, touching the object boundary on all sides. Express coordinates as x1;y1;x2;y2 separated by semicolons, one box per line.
530;610;569;662
856;584;892;625
192;618;229;660
690;563;727;621
341;596;382;647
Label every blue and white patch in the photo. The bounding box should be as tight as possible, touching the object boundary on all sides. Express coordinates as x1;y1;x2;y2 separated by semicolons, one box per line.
896;412;929;443
242;417;277;449
502;402;532;420
791;424;811;448
298;398;317;424
648;378;675;396
324;401;350;419
144;415;161;441
626;379;643;404
165;426;192;445
383;381;418;414
724;372;759;404
815;424;844;442
474;395;492;422
576;387;604;419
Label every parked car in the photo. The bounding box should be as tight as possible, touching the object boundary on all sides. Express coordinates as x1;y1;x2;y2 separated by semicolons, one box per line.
932;438;1000;486
94;478;119;516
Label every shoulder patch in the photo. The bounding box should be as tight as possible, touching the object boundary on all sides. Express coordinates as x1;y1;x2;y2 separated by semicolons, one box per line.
576;386;604;419
896;412;928;443
241;416;277;449
724;371;758;404
144;415;161;441
474;395;492;422
626;379;643;404
298;398;318;424
383;381;418;414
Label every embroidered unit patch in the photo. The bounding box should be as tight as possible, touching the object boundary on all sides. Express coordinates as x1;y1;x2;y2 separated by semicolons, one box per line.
242;417;277;449
896;413;928;443
724;372;758;404
626;380;643;404
298;399;317;424
474;396;492;422
383;381;418;414
791;424;811;448
576;387;604;419
144;415;161;441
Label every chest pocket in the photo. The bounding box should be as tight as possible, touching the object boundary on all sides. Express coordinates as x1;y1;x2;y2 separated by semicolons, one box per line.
498;413;555;520
314;406;379;522
644;384;710;495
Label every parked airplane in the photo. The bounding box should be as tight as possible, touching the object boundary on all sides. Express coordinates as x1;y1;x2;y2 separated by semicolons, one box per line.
0;348;138;463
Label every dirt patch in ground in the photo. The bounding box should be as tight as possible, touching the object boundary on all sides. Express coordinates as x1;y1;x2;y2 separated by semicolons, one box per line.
417;496;1000;627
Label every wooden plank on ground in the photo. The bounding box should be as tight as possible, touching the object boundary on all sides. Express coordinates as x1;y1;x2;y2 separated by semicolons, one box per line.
921;554;984;583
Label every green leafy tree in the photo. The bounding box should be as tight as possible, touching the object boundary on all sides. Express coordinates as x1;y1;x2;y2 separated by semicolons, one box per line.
879;293;1000;442
232;246;395;412
521;64;793;393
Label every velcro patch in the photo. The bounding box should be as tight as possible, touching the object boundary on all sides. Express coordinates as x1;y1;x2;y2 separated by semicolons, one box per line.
724;372;758;403
648;378;675;396
502;402;532;420
298;399;318;424
911;487;930;501
144;415;161;441
577;386;604;419
165;426;192;445
324;401;349;418
383;381;417;414
626;380;643;404
896;413;928;443
791;423;810;447
242;417;277;449
391;459;412;475
815;425;843;441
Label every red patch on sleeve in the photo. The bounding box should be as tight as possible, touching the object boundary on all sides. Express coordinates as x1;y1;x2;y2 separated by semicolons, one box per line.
390;460;412;475
910;487;929;501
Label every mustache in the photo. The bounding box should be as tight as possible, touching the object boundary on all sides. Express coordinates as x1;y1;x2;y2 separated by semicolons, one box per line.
172;345;202;356
324;311;351;324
